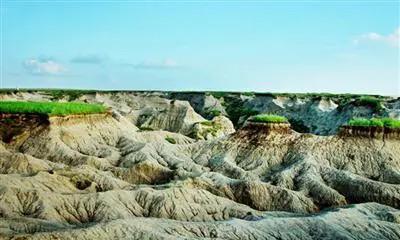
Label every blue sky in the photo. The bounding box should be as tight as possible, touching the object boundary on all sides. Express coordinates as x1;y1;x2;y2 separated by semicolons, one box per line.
1;1;399;95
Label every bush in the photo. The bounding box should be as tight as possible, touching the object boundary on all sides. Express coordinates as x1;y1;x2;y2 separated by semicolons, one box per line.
0;101;107;116
249;114;288;123
222;95;259;126
354;96;383;112
205;108;221;117
165;136;177;144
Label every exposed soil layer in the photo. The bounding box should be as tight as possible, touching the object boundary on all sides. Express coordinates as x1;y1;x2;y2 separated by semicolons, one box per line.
0;113;49;143
339;126;400;140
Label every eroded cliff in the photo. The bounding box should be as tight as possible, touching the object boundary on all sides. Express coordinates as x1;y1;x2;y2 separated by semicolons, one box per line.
0;91;399;239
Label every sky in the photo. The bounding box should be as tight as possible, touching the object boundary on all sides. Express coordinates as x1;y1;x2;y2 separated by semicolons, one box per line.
1;0;399;95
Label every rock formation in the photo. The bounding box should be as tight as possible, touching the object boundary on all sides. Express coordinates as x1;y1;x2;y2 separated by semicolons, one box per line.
0;91;399;239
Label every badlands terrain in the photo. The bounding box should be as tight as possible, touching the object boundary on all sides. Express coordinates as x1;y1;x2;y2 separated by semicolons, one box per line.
0;90;400;239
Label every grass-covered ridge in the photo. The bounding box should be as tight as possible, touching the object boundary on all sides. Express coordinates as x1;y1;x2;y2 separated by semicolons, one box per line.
0;101;107;116
249;114;288;123
348;118;400;128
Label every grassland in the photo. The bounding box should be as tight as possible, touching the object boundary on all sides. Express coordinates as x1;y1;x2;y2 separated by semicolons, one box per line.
0;101;107;116
348;118;400;128
249;114;288;123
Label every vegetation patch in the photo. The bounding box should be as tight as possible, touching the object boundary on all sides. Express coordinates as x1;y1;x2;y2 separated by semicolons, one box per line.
41;89;97;101
165;136;177;144
200;121;214;126
205;108;222;118
190;121;223;139
0;101;107;116
348;118;400;128
138;126;154;131
249;114;288;124
242;92;255;97
222;95;259;127
200;121;223;136
353;96;383;112
206;91;228;99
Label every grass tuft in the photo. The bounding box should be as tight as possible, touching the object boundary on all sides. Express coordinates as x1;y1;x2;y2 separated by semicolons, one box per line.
0;101;107;116
249;114;288;123
348;117;400;128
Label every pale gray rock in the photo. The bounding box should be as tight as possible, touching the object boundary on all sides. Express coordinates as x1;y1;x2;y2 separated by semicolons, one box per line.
0;91;399;239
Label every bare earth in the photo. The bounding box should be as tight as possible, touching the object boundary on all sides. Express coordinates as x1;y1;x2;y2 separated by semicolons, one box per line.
0;91;399;240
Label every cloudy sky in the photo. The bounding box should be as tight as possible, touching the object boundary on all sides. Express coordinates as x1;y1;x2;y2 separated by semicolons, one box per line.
1;1;399;95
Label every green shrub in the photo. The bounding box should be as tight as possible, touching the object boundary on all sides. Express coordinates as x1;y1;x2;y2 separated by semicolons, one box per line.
165;136;177;144
354;96;383;112
205;108;221;117
0;101;107;116
249;114;288;123
221;95;259;126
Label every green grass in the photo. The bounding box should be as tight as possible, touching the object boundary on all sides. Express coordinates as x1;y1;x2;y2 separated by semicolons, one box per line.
348;117;400;128
0;101;107;116
165;136;177;144
200;121;214;126
382;118;400;128
249;114;288;123
205;108;221;117
353;96;383;112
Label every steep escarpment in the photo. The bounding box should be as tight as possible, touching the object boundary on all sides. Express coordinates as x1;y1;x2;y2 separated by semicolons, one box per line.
1;92;400;239
339;125;400;140
0;113;49;143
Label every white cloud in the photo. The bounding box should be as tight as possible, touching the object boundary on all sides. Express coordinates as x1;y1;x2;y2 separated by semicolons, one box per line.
23;58;66;75
129;58;180;69
71;54;105;64
354;27;399;48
